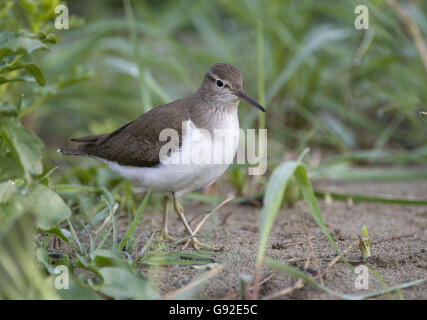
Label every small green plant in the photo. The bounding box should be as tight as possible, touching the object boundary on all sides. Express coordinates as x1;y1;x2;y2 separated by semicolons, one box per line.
359;225;372;260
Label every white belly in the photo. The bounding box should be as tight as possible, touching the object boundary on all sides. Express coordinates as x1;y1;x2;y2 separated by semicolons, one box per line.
99;114;240;198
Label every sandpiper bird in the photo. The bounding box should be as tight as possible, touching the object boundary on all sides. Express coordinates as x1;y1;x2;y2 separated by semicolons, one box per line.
59;63;265;249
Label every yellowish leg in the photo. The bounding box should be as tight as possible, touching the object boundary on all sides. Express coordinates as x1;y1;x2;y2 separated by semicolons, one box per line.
173;194;213;250
160;195;177;242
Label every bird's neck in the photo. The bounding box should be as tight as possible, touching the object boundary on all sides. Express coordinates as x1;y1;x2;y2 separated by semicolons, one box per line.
190;92;239;133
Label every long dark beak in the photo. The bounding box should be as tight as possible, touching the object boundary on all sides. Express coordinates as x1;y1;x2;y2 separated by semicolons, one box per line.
234;90;265;112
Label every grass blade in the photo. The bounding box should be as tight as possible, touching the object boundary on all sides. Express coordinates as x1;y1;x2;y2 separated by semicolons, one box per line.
354;278;426;300
294;164;353;270
257;160;300;265
311;164;427;181
257;159;351;270
119;189;151;250
314;190;427;206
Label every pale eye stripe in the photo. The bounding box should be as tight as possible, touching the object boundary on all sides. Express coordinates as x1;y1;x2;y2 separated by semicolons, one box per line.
207;70;231;88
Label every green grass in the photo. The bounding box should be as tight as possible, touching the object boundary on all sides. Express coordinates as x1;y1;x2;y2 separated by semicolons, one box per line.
1;0;427;300
34;0;427;153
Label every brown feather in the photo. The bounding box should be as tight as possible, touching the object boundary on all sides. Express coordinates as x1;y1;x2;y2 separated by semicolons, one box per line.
71;96;194;167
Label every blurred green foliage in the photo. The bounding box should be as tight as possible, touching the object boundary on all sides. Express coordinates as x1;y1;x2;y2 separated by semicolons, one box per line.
0;0;73;233
35;0;427;155
0;0;72;299
31;0;427;203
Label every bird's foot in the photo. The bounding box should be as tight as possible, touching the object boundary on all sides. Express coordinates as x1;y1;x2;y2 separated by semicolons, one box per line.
160;231;178;243
190;237;218;251
154;230;178;246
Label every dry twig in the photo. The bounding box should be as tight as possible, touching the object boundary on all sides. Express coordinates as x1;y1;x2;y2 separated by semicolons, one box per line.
182;196;234;250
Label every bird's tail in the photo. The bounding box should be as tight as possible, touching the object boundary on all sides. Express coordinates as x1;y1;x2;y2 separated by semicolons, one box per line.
57;148;87;156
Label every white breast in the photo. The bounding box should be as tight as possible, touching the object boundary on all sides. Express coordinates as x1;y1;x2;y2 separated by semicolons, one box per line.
99;109;240;198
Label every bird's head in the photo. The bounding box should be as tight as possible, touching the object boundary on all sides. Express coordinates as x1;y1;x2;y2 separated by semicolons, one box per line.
199;63;265;112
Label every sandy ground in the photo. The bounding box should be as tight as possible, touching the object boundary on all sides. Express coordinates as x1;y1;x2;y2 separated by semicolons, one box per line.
46;180;427;299
128;180;427;300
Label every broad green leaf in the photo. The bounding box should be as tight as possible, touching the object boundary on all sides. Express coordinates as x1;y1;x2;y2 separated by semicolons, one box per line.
0;52;45;86
38;227;71;243
0;153;21;180
0;117;43;176
0;101;17;115
23;63;45;86
0;62;46;86
90;249;126;268
95;267;159;300
25;183;71;231
0;32;47;59
0;75;35;85
0;180;18;203
0;182;71;232
36;247;57;274
0;181;25;239
57;279;99;300
0;63;46;86
85;250;160;300
36;32;58;44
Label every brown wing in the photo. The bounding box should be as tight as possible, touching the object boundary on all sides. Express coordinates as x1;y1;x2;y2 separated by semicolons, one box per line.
73;97;191;167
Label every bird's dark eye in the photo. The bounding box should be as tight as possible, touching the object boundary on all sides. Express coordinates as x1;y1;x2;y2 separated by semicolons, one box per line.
216;79;224;87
